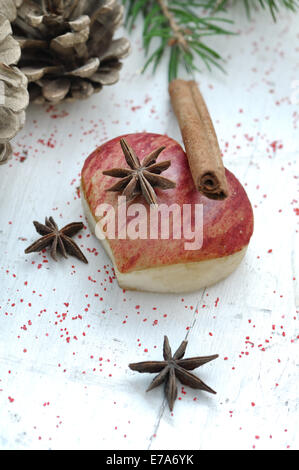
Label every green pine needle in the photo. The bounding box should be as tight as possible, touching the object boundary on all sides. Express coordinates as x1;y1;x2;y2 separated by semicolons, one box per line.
203;0;298;19
123;0;298;80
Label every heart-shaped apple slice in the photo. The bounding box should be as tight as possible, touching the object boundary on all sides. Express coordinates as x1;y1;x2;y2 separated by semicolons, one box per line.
81;133;254;293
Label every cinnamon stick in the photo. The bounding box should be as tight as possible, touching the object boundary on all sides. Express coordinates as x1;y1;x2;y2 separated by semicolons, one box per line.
169;79;228;200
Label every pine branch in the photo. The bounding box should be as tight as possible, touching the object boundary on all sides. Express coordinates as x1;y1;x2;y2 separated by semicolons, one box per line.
123;0;298;80
123;0;234;79
204;0;299;20
156;0;188;51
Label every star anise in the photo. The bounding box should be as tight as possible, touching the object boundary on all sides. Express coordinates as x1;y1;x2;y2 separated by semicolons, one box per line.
129;336;218;411
102;138;176;205
25;217;88;264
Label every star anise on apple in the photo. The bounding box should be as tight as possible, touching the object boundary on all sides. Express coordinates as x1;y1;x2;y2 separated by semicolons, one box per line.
129;336;218;411
102;138;176;205
25;217;88;263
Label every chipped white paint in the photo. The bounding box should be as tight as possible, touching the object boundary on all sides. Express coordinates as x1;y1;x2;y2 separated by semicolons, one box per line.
0;10;298;450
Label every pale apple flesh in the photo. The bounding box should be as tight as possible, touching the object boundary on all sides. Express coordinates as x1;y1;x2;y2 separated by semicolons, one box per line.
82;191;248;293
81;133;254;293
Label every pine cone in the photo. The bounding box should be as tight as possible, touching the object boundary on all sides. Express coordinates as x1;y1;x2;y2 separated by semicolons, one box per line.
0;0;29;164
12;0;131;104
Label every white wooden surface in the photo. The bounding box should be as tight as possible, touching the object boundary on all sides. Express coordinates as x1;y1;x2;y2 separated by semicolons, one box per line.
0;9;298;450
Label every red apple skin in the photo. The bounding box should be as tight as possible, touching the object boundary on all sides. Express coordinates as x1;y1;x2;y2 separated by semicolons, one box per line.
82;133;254;273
